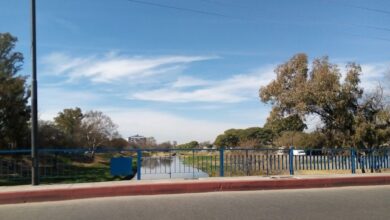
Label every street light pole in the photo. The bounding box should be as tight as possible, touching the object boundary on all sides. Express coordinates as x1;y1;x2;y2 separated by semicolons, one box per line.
31;0;39;185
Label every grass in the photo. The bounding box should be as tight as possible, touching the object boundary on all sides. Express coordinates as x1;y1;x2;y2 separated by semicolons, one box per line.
181;154;287;177
181;153;390;177
182;155;220;177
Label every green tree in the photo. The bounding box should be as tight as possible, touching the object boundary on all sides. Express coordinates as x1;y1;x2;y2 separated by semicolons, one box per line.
106;137;130;149
264;114;307;136
48;108;123;150
38;120;66;148
0;33;30;148
214;129;240;148
54;107;84;147
177;141;199;149
214;127;273;148
240;127;273;147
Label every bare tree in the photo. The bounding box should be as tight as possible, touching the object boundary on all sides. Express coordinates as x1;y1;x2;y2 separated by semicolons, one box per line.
82;111;119;155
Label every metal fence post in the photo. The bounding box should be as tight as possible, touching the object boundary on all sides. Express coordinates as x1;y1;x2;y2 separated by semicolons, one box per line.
245;149;249;176
266;149;269;176
192;149;195;179
137;149;142;180
370;149;374;173
351;148;356;174
289;146;294;175
219;147;224;177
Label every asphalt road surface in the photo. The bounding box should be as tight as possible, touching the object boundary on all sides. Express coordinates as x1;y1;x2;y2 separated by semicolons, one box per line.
0;185;389;220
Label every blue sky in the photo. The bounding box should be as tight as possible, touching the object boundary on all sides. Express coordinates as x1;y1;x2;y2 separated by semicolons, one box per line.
1;0;390;143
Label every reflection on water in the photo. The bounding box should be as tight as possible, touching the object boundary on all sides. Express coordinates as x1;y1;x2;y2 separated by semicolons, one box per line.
140;156;209;180
142;157;172;169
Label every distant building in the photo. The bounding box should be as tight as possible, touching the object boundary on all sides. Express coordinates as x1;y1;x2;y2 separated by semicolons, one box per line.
128;134;147;145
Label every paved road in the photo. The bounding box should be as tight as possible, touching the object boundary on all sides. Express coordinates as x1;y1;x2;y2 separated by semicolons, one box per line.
0;185;389;220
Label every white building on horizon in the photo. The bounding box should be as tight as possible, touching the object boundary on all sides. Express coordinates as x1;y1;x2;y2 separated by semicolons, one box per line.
128;134;147;145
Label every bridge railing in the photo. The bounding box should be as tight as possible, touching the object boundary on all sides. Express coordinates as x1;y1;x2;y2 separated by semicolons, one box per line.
0;147;389;185
0;148;137;185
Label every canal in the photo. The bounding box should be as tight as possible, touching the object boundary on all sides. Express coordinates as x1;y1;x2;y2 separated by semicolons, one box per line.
139;156;209;180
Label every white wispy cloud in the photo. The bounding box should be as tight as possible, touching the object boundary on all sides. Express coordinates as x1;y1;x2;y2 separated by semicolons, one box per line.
131;66;275;103
339;61;390;101
339;62;389;90
360;63;390;92
38;86;102;119
41;52;217;83
172;76;212;88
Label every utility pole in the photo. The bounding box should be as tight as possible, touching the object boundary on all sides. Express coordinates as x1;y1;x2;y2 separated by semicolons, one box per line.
31;0;39;185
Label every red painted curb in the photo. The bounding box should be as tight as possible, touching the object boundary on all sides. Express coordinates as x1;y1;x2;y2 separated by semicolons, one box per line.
0;176;389;205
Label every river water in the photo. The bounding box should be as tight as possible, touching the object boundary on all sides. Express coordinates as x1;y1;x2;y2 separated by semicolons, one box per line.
139;156;209;180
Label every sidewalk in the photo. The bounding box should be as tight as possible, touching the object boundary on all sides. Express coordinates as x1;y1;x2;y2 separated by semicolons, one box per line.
1;173;389;205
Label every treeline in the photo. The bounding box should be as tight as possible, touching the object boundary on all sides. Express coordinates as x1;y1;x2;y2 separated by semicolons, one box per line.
213;128;327;149
38;107;129;150
134;140;212;149
176;141;213;149
214;127;273;148
129;138;179;149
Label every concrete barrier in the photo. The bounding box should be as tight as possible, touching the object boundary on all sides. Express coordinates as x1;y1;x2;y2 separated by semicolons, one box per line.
1;175;389;205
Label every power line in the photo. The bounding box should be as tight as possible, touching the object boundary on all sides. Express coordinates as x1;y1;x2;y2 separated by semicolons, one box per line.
127;0;390;32
333;22;390;33
197;0;249;9
127;0;390;43
323;0;390;16
344;3;390;16
197;0;390;33
127;0;239;19
358;25;390;33
343;31;390;43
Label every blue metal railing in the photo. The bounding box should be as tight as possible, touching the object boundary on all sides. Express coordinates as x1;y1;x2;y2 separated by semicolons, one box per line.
0;147;389;185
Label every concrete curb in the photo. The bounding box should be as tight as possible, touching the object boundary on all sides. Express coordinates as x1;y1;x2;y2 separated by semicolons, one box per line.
1;175;390;205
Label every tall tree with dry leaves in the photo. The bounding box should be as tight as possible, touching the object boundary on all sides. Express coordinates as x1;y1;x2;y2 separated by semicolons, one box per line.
259;53;389;148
